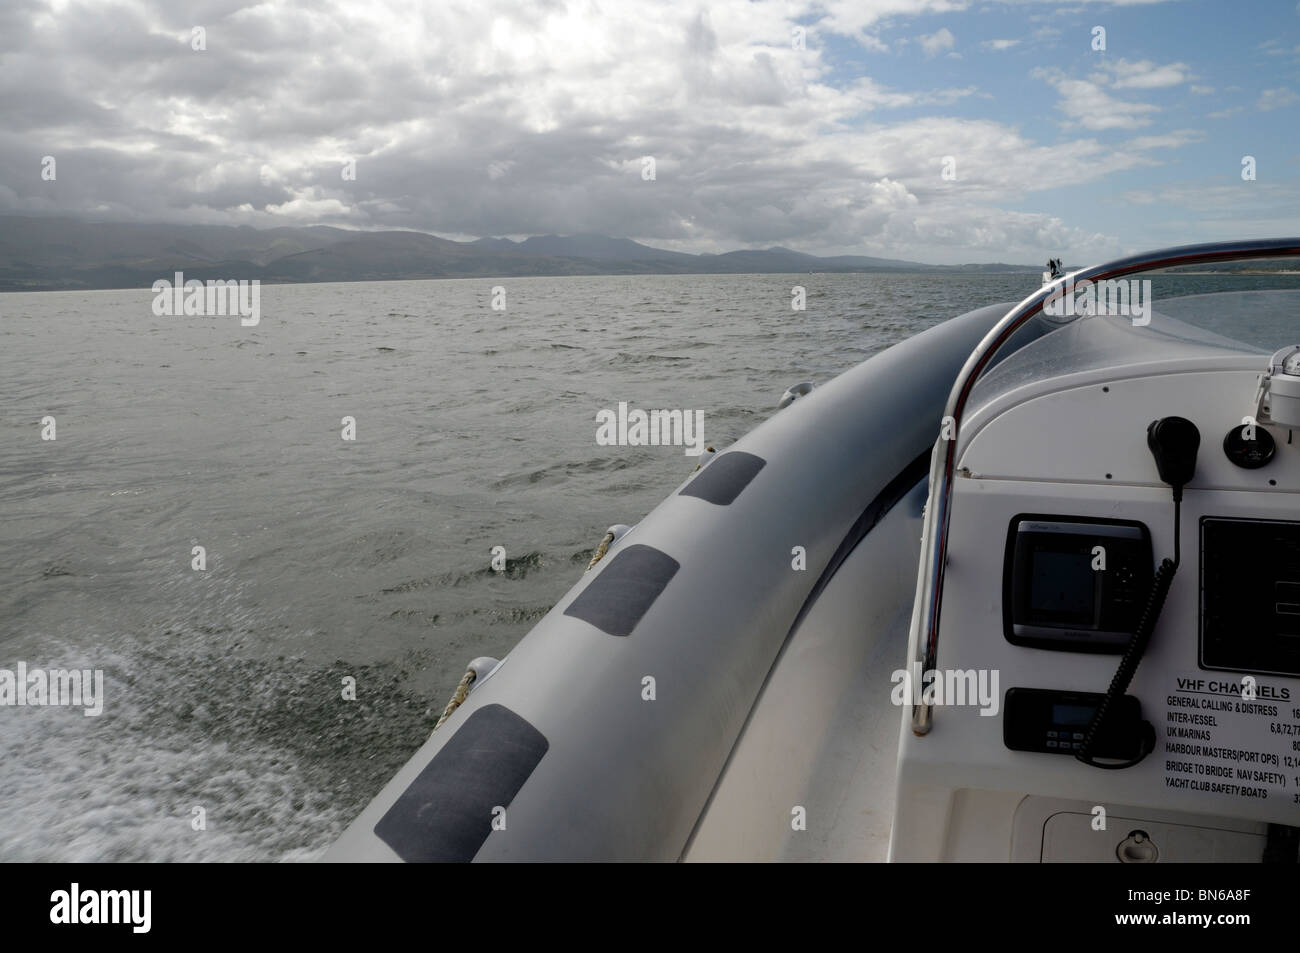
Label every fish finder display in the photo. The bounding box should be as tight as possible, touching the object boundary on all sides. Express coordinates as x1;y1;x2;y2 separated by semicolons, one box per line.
1005;516;1153;652
1030;551;1094;621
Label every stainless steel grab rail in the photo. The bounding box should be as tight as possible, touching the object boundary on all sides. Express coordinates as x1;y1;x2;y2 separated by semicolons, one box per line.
909;237;1300;735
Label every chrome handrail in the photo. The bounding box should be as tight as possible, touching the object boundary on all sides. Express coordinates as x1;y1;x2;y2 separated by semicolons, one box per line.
909;237;1300;735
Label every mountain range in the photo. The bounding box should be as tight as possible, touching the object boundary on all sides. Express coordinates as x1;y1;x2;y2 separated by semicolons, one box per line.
0;215;1043;292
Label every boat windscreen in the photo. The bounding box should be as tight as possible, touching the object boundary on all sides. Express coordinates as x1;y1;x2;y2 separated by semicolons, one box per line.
1142;287;1300;350
966;289;1299;416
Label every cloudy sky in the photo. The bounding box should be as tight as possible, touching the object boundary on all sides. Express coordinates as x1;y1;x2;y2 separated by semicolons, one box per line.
1;0;1297;264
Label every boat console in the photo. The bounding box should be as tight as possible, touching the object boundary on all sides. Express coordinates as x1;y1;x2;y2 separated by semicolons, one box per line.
892;240;1300;862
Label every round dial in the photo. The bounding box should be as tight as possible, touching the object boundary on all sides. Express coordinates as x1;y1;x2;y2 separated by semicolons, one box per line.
1222;424;1276;470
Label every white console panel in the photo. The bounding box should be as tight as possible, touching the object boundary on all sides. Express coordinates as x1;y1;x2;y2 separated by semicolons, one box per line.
893;359;1300;858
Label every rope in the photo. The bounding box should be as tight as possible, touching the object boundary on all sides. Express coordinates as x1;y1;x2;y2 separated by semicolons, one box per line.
433;668;477;731
586;531;616;571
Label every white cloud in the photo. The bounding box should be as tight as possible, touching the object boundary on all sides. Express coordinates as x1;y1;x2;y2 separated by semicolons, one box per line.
263;190;356;220
816;0;968;37
1101;58;1190;89
857;32;891;52
1258;87;1300;110
1034;68;1160;129
920;86;980;104
0;0;1209;262
1033;56;1191;132
1126;130;1204;150
1114;181;1300;240
919;28;956;58
982;38;1020;51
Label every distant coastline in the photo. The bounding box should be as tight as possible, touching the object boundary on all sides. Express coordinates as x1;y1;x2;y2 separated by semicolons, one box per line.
3;215;1293;293
0;215;1038;293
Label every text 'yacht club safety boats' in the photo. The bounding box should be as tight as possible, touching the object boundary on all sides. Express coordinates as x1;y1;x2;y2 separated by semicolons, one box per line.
327;238;1300;863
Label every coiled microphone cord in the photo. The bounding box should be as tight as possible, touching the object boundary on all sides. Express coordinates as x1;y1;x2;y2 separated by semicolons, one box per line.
1075;497;1178;768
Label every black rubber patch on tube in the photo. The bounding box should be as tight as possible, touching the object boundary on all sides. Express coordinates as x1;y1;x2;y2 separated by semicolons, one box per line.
374;703;548;863
562;544;680;637
678;451;766;505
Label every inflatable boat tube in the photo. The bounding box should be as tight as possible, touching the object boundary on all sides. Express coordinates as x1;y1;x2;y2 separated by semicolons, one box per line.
325;301;1043;862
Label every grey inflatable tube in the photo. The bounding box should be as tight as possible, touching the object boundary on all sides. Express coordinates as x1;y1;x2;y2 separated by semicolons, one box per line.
325;301;1036;862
